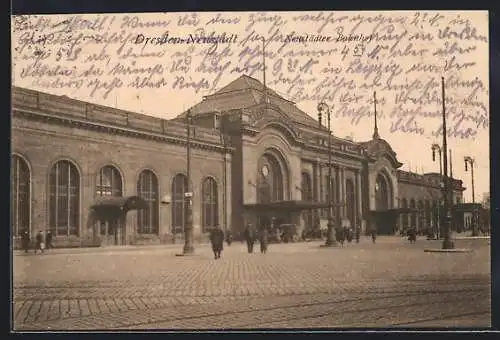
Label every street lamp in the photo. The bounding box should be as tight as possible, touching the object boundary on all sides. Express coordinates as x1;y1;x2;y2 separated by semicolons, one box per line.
439;77;454;249
464;156;477;236
431;143;443;239
317;102;337;247
431;144;443;176
219;112;228;235
183;109;195;255
464;156;476;203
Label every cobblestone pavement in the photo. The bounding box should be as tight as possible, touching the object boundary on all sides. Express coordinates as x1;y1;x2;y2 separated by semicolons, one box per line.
12;236;491;330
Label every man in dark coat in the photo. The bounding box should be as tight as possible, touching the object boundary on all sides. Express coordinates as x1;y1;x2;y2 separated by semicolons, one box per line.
46;230;53;249
408;226;417;244
370;225;377;244
21;230;30;253
225;229;233;246
355;223;361;243
244;223;255;254
259;227;269;254
34;230;44;254
209;226;225;259
336;227;345;247
346;226;353;243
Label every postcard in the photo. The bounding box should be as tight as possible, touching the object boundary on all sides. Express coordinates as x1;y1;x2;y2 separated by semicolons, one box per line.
11;10;490;330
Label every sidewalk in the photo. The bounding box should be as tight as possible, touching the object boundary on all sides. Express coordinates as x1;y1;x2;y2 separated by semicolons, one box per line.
13;242;212;256
454;236;490;240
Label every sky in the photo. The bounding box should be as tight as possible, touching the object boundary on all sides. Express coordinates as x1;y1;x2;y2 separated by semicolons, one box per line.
11;11;490;203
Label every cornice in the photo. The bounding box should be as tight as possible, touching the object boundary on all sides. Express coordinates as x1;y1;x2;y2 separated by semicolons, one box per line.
13;108;234;154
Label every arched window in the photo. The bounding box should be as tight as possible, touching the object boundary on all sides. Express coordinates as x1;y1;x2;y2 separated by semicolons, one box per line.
301;172;313;229
172;174;188;234
346;179;355;227
11;155;30;237
96;165;122;237
49;160;80;236
425;200;431;229
410;199;417;228
375;174;390;210
301;172;312;201
137;170;159;234
257;153;284;203
323;174;335;218
96;165;122;197
202;177;218;233
417;200;424;230
401;198;408;231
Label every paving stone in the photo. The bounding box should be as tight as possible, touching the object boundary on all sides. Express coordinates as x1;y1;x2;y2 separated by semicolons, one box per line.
13;239;491;330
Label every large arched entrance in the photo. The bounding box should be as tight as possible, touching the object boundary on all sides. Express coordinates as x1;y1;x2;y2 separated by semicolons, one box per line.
373;171;394;234
375;173;391;210
257;152;285;203
256;150;289;228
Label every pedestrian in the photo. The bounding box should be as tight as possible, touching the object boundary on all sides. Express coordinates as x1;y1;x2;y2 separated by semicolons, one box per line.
34;230;44;254
346;227;354;243
46;230;53;250
244;223;255;254
21;230;30;253
225;229;233;246
259;226;269;254
370;226;377;244
355;223;361;243
408;226;417;244
336;227;345;247
209;226;225;260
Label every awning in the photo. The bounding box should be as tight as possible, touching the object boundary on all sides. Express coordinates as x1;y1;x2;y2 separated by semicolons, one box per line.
368;208;421;216
453;203;482;212
90;196;148;220
243;200;340;212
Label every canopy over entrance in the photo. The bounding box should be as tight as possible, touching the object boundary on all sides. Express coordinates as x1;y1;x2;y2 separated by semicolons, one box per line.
90;195;148;221
368;208;421;235
244;200;332;212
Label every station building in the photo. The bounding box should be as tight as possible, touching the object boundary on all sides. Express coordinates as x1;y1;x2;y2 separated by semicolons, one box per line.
11;75;465;247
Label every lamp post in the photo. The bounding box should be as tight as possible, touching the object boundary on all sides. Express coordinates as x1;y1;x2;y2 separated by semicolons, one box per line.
439;77;454;249
220;112;228;235
464;156;475;204
432;143;442;239
317;102;337;246
464;156;477;236
431;144;443;176
183;109;195;254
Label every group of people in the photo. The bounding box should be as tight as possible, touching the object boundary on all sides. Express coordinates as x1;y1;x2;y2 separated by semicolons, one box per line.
209;221;382;259
208;223;270;260
243;223;269;254
20;230;54;254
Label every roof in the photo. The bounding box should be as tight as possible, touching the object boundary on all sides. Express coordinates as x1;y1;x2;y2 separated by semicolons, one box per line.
360;138;403;168
176;75;319;128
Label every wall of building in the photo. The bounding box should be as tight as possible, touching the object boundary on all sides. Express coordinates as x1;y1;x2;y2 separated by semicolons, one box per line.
12;114;230;246
367;157;399;211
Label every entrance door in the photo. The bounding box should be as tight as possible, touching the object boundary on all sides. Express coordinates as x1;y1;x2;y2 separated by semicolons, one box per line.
257;215;271;229
99;219;125;245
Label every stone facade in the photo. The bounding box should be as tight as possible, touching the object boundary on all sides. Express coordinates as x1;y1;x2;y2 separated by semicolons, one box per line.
11;75;466;247
12;87;231;247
